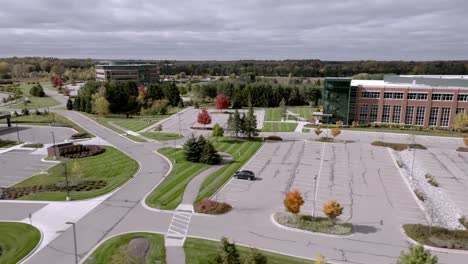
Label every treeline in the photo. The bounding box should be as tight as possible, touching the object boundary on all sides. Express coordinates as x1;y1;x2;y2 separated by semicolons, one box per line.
161;60;468;77
189;78;322;107
73;80;181;114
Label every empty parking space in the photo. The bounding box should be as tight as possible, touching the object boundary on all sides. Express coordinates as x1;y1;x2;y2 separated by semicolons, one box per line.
0;149;53;187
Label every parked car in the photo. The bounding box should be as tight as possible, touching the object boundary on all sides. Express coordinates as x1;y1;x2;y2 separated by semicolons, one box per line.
233;170;255;181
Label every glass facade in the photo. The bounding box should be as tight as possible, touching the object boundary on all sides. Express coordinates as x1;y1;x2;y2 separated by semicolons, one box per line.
359;104;368;122
369;105;378;122
440;108;451;127
382;105;391;123
323;78;353;124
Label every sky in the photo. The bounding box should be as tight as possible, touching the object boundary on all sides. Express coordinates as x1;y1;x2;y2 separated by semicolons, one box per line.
1;0;467;60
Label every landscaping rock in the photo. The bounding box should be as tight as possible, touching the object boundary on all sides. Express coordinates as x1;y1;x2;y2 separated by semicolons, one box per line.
392;150;465;230
126;238;150;262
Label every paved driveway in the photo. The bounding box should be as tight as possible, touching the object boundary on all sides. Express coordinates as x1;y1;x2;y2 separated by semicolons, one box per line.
0;149;53;187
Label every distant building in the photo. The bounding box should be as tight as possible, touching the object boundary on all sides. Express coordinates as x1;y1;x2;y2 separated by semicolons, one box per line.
95;63;160;84
324;75;468;127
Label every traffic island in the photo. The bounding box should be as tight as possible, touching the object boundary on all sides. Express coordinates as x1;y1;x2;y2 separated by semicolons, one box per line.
403;224;468;251
273;212;353;236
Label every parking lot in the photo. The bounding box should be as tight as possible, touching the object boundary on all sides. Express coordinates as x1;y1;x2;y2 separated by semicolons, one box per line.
0;149;54;187
0;125;75;144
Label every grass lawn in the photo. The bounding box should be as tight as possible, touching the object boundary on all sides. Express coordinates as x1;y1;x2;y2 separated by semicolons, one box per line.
12;82;60;109
195;137;262;203
112;118;165;132
84;232;166;264
403;224;468;250
146;147;211;210
82;113;146;142
0;139;19;148
13;146;138;201
184;237;313;264
11;112;94;137
274;212;353;235
265;108;284;121
288;106;313;120
141;132;183;141
261;122;298;132
0;222;41;264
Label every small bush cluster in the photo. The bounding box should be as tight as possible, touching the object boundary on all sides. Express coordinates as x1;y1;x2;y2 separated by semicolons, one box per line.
194;199;232;214
29;83;45;97
456;147;468;152
371;141;427;151
425;174;439;187
183;135;221;165
70;132;91;139
403;224;468;250
414;189;426;202
0;180;107;199
265;135;283;141
60;145;105;159
274;212;352;235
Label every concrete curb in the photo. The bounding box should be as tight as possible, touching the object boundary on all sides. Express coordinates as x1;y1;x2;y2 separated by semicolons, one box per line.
140;150;174;212
270;213;354;238
0;220;44;264
399;225;468;255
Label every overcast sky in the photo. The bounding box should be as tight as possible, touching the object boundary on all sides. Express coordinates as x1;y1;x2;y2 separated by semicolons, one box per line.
1;0;467;60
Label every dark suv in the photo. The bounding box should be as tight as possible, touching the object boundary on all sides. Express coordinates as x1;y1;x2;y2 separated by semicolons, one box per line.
233;170;255;181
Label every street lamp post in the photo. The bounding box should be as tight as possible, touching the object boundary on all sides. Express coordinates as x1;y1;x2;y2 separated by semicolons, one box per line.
63;163;70;201
65;222;78;264
15;116;20;143
50;131;57;160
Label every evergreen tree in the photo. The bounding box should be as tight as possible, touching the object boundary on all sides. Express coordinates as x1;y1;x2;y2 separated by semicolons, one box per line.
397;245;438;264
183;135;200;162
227;110;242;138
212;123;224;137
66;98;74;110
200;140;222;165
244;249;267;264
242;104;258;138
215;237;241;264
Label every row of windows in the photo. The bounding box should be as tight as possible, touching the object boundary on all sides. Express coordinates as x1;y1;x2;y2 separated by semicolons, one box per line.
408;93;428;100
359;105;458;127
384;92;404;99
432;93;453;101
361;91;380;99
458;94;468;102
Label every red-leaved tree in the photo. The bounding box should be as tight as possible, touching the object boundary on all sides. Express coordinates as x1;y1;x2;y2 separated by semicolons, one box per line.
138;85;146;95
53;77;63;87
197;108;212;128
215;94;229;110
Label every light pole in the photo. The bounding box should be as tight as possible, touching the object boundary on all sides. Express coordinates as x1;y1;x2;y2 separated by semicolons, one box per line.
15;116;20;143
63;163;70;201
65;221;78;264
50;131;57;160
178;112;182;136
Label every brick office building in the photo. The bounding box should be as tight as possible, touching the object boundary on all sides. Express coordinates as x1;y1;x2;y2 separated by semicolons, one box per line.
324;75;468;128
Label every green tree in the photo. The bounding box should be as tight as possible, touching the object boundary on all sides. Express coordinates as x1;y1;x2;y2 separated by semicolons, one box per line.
243;249;267;264
66;98;73;110
212;123;224;137
161;82;181;106
397;245;438;264
183;135;201;162
454;113;468;130
227;110;242;138
200;140;222;165
94;95;110;116
215;237;241;264
242;104;258;138
279;98;287;120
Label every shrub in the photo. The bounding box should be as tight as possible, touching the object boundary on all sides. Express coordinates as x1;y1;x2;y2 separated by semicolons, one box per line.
70;132;91;139
22;143;43;148
266;135;282;141
456;147;468;152
29;84;45;97
403;224;468;250
425;174;439;187
284;190;304;214
194;199;232;214
397;245;438;264
323;200;344;225
212;123;224;137
414;189;425;202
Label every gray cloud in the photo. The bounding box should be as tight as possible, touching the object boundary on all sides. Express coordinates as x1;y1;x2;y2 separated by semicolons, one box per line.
0;0;467;60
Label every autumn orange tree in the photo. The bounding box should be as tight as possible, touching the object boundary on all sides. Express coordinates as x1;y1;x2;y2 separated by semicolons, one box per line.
464;138;468;146
336;120;344;127
331;127;341;138
323;200;343;225
284;190;305;214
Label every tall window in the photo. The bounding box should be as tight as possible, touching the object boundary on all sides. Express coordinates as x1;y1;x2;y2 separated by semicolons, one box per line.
359;104;368;122
429;107;439;126
369;105;378;122
405;106;414;125
392;106;401;123
456;108;465;114
382;105;391;123
415;107;425;126
440;108;451;127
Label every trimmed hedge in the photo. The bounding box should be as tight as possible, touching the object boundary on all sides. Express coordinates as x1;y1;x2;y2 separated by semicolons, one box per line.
194;199;232;215
71;132;91;139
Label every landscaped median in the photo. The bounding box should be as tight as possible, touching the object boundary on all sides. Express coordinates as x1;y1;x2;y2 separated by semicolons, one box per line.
4;146;138;201
0;222;41;264
371;141;426;151
84;232;166;264
140;132;183;141
146;147;212;210
273;212;353;236
403;224;468;250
